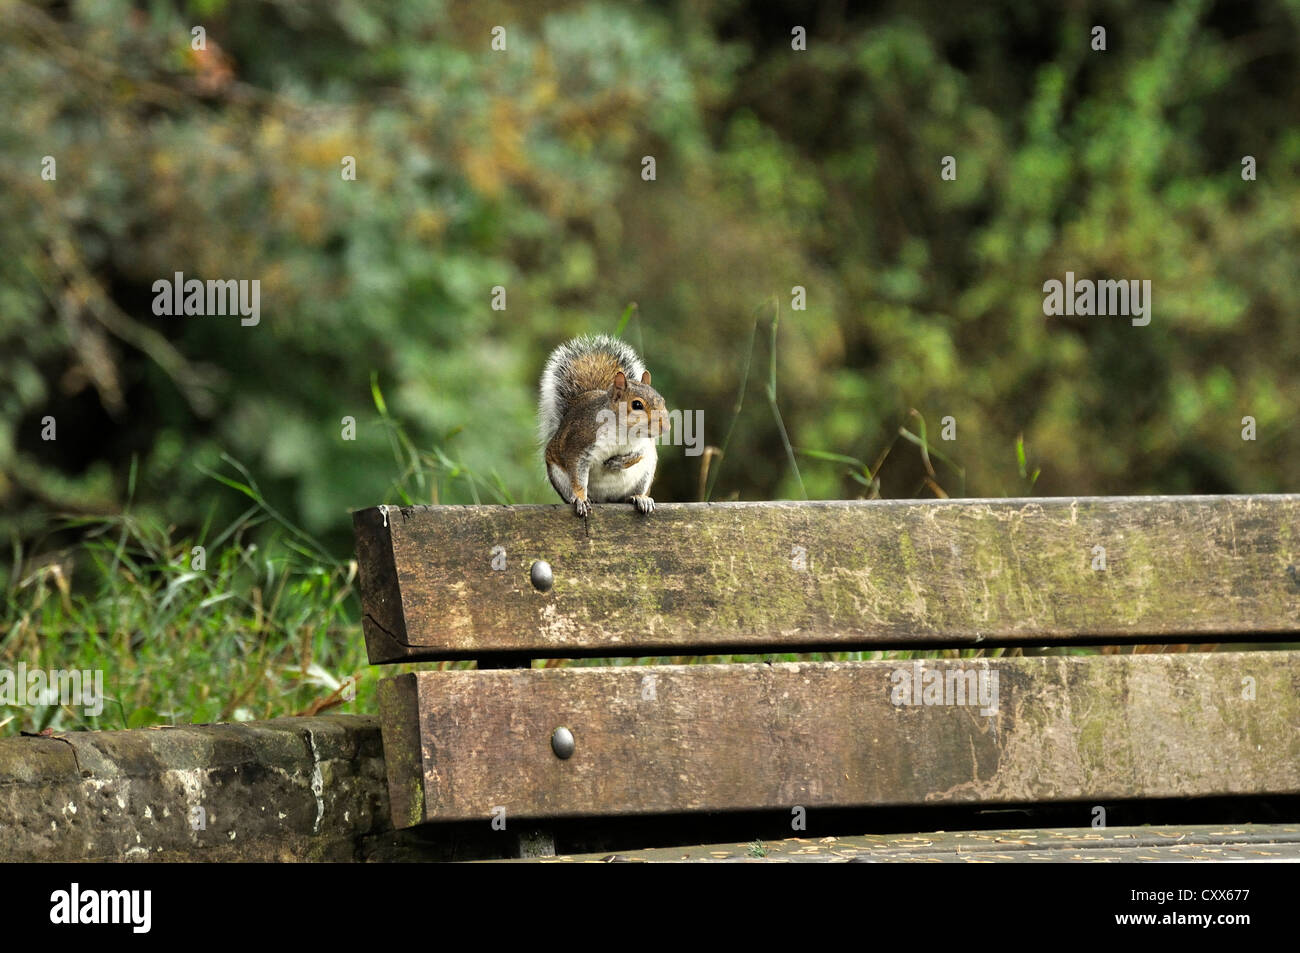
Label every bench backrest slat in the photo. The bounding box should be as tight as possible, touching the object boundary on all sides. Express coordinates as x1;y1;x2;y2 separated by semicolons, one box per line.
354;496;1300;662
379;651;1300;824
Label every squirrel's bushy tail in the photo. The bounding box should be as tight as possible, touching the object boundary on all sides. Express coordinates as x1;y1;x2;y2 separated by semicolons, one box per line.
538;334;647;445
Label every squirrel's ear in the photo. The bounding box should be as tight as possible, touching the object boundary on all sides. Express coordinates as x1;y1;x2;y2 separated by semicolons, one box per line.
641;370;652;385
613;371;627;391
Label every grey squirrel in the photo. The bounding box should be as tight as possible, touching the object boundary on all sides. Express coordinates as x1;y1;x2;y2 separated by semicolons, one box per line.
538;334;670;517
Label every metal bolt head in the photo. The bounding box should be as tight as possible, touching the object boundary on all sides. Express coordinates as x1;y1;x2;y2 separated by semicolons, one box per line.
551;726;575;760
530;560;553;592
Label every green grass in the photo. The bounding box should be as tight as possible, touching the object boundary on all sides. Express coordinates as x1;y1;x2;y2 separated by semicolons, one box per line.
1;424;449;735
2;501;367;735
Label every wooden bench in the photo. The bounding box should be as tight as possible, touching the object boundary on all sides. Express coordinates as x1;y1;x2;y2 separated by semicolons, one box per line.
353;495;1300;860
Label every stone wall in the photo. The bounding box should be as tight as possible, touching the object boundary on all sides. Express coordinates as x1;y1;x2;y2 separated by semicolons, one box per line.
0;715;494;862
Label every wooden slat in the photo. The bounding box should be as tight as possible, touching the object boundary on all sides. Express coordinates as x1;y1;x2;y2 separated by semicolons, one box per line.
503;824;1300;863
353;496;1300;661
376;671;424;830
380;651;1300;825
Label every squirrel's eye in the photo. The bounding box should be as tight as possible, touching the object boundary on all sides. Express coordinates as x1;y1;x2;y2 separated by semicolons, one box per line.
631;400;645;411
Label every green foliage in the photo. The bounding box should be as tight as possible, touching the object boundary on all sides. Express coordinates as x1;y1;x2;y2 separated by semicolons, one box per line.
5;0;1298;548
1;491;370;734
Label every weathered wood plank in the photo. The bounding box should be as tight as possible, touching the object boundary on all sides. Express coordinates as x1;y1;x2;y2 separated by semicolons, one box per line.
376;675;424;831
502;824;1300;863
354;506;412;663
382;651;1300;825
353;497;1300;661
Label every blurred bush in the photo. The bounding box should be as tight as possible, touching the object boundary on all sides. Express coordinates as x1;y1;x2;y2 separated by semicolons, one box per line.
2;0;1298;566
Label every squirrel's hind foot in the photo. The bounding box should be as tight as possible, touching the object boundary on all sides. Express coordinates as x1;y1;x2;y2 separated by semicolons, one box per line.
631;494;655;515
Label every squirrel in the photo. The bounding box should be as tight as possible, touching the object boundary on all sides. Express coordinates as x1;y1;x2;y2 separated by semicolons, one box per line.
538;334;670;517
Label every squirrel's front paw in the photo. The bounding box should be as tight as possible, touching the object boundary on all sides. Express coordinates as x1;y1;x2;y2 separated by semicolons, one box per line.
573;497;592;518
631;494;655;515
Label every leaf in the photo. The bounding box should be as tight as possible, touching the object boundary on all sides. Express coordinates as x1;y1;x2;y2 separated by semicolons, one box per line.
614;302;637;337
797;448;867;467
370;371;389;417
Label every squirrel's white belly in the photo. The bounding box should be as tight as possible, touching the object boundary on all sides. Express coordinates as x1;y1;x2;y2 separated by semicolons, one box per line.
587;441;658;501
